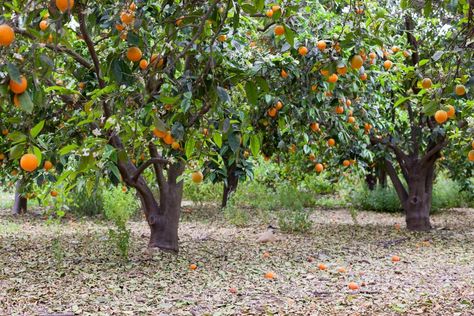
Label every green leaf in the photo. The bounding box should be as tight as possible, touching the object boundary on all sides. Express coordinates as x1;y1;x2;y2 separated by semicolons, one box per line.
9;144;25;160
423;0;432;16
250;134;260;157
159;95;181;104
59;144;78;156
245;81;258;105
7;62;21;83
422;101;437;116
284;25;295;47
418;59;429;66
19;92;34;114
8;131;27;144
30;120;45;139
185;138;196;159
432;51;444;61
213;132;223;148
255;0;264;11
33;146;42;165
216;86;230;103
400;0;408;9
228;132;240;153
394;97;410;107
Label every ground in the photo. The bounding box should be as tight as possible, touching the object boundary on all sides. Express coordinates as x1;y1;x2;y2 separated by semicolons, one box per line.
1;198;474;315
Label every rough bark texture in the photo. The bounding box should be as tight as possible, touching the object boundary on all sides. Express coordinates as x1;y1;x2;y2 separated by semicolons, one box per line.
12;180;27;215
222;165;239;208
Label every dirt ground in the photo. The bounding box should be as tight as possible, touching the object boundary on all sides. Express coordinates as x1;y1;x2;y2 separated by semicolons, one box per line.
1;204;474;315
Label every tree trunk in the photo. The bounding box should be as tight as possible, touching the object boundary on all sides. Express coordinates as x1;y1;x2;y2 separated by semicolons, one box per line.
12;180;27;215
378;166;387;188
365;173;377;190
222;165;239;208
145;163;184;253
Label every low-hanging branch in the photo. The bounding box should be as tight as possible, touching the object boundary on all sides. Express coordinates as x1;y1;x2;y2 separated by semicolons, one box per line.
420;138;448;165
131;157;169;182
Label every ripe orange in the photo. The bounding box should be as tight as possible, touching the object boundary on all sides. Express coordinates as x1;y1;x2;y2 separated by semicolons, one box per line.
127;47;142;62
320;69;329;77
360;73;367;81
272;5;281;12
129;2;137;10
39;20;49;31
78;82;86;90
263;251;271;258
345;99;352;107
13;94;21;107
191;171;204;183
327;74;338;83
298;46;308;56
153;128;166;138
403;50;411;57
369;52;376;59
335;106;344;114
348;282;359;290
275;101;283;110
175;16;184;26
337;65;347;75
318;263;327;270
274;25;285;36
20;153;39;172
0;24;15;46
0;153;4;160
139;59;148;70
337;267;347;273
189;264;197;270
392;46;400;53
56;0;74;12
315;163;324;173
265;9;274;18
311;85;318;91
446;105;455;118
264;271;276;279
394;223;401;230
328;138;336;147
163;132;174;145
229;287;238;294
422;78;432;89
50;191;58;197
348;116;355;124
310;122;320;132
391;255;401;262
455;84;466;96
120;12;134;25
434;110;448;124
10;76;28;94
468;150;474;162
44;160;53;171
383;60;393;70
116;24;125;31
317;40;327;51
351;55;364;69
218;34;227;42
268;107;277;117
171;142;180;150
309;153;316;161
343;160;350;167
281;69;288;78
2;129;8;136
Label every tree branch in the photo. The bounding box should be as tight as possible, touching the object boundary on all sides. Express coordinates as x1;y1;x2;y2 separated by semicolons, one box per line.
421;138;447;165
148;142;167;188
385;159;408;204
131;157;169;181
13;27;93;69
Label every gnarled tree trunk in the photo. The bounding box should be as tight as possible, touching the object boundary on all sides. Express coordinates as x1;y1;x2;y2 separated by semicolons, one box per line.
12;180;27;215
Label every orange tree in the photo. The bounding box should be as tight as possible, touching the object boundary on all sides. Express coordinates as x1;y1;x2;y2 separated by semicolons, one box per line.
0;0;262;252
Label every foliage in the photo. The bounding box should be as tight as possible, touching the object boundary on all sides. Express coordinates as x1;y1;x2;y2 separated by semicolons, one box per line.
277;209;312;233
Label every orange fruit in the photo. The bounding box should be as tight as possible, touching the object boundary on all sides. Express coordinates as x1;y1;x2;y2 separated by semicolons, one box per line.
320;69;329;77
44;160;53;171
120;12;134;25
343;160;350;167
383;60;393;70
50;191;58;197
468;150;474;162
2;129;8;136
20;153;39;172
394;223;401;230
263;251;271;258
403;50;411;57
127;47;142;62
315;163;324;173
281;69;288;78
311;85;318;91
10;76;28;94
360;73;367;81
265;9;273;18
153;128;166;138
189;264;197;270
422;78;432;89
78;82;86;89
327;74;338;83
446;105;455;118
275;101;283;110
335;106;344;114
122;186;127;192
345;99;352;107
392;46;400;53
318;263;327;270
39;20;49;31
337;267;347;273
264;271;276;279
317;40;327;51
139;59;148;70
348;282;359;290
13;94;21;107
0;24;15;46
116;24;125;31
337;65;347;75
455;84;466;96
298;46;308;56
56;0;74;12
129;2;137;10
434;110;448;124
268;107;277;117
171;142;180;150
369;52;376;59
163;132;174;145
272;5;281;12
191;171;203;183
229;287;238;294
327;138;336;147
309;153;316;161
218;34;227;42
391;255;401;262
310;122;320;132
348;116;355;124
274;25;285;36
351;55;364;69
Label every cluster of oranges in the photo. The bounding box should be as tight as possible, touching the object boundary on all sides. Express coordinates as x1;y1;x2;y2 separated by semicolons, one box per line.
267;100;283;118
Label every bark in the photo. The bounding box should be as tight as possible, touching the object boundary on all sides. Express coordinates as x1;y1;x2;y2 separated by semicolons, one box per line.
12;180;27;215
378;166;387;188
222;165;239;208
365;173;377;190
